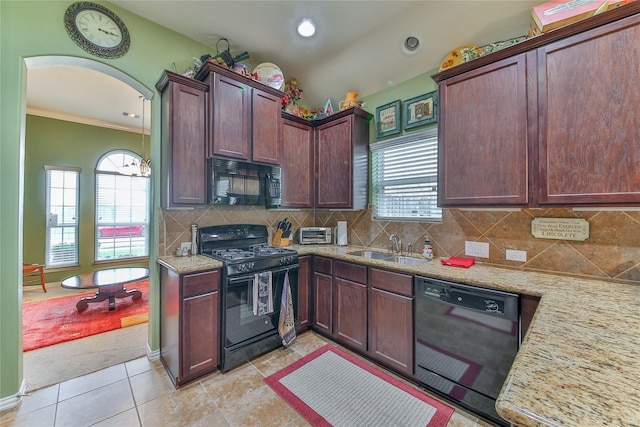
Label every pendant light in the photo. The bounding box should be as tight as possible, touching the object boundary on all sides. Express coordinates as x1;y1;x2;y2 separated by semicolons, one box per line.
120;96;151;177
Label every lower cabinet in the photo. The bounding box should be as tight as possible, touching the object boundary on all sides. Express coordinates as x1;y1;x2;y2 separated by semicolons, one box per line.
520;294;541;341
160;266;220;387
296;255;311;332
312;256;334;336
334;261;368;352
368;268;414;377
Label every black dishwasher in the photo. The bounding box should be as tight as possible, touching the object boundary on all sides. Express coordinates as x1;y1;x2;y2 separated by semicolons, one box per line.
414;276;519;426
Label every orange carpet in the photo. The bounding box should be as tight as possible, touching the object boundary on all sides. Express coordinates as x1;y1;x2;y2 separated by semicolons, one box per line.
23;280;149;352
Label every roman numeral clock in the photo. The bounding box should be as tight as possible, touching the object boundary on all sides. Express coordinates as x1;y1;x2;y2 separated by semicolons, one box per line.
64;2;130;59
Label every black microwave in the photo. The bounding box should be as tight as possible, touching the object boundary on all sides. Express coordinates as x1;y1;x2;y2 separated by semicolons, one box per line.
208;157;281;208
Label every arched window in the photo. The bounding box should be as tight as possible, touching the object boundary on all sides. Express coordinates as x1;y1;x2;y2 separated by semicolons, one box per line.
95;150;150;261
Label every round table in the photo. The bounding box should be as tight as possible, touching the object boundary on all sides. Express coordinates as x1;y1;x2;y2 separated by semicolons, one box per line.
61;267;149;311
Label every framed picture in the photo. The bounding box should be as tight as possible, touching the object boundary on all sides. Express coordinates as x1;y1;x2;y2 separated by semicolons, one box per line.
376;100;401;138
403;91;438;130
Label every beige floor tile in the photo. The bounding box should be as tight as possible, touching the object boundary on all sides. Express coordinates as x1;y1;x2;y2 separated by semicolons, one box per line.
0;385;58;422
288;331;332;356
200;363;265;410
250;345;305;377
284;415;313;427
215;383;300;427
58;364;128;401
125;356;160;377
129;364;176;406
137;381;224;426
0;404;56;427
92;408;141;427
55;379;135;426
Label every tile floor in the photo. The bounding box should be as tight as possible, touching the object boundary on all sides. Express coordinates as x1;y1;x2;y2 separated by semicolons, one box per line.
1;332;492;427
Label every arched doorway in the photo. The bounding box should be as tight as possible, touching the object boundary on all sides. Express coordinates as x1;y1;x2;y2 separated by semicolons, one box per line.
22;56;154;391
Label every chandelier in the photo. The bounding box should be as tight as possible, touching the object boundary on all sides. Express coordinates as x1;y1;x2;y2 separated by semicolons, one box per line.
120;95;151;177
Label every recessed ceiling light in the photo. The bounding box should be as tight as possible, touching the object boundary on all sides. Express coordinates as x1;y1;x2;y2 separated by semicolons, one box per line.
297;18;316;37
123;112;138;118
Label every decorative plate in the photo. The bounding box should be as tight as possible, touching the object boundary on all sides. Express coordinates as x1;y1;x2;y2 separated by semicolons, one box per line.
253;62;285;90
439;45;476;72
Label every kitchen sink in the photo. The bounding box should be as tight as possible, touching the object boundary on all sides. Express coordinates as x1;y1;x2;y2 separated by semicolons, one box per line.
347;250;394;260
391;256;426;266
347;250;426;266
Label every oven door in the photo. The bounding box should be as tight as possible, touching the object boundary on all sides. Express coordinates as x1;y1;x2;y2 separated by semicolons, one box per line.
223;265;298;350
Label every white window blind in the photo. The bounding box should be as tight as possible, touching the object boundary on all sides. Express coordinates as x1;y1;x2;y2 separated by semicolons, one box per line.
371;129;441;221
45;166;80;267
95;151;150;261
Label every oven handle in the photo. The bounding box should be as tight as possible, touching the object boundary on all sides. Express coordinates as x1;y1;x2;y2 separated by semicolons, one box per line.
227;264;299;285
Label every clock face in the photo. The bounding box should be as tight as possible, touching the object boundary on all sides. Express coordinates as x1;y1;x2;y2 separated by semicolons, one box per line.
65;2;130;59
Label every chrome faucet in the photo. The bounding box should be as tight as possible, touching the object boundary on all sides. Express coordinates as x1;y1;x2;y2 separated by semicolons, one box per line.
389;233;402;254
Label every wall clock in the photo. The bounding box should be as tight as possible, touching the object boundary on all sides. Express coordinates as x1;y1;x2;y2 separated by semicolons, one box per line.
64;2;130;59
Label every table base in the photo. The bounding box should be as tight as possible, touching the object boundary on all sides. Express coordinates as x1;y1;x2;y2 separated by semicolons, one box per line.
76;284;142;311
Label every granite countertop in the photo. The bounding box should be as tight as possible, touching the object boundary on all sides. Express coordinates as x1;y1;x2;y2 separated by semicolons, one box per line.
157;245;640;426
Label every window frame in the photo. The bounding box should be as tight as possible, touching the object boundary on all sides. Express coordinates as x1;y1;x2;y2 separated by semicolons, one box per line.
94;150;150;262
44;165;81;267
370;128;442;222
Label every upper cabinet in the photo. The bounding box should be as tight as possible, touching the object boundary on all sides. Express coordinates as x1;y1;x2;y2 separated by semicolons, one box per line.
197;62;282;165
433;3;640;208
314;107;372;209
281;116;314;208
156;70;208;207
280;107;372;210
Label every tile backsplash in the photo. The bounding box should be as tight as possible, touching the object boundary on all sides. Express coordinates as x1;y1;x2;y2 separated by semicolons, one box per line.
160;206;640;284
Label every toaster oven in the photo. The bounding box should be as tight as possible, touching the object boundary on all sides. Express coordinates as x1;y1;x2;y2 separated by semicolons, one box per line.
298;227;332;245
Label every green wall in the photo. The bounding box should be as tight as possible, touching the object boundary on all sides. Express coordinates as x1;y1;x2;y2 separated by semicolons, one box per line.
0;0;213;402
361;70;440;142
23;115;147;282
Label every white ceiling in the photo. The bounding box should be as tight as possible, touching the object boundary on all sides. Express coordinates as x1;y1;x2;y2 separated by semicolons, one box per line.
27;1;539;131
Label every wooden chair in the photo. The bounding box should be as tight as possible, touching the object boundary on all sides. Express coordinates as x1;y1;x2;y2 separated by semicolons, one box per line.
23;263;47;292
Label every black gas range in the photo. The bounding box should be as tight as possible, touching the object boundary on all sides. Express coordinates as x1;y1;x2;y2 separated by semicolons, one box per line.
199;225;298;275
198;224;299;372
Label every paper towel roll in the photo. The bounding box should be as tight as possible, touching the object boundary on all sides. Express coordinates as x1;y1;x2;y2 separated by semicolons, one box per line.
337;221;348;246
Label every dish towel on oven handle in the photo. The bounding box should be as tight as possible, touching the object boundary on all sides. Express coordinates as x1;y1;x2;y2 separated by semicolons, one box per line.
253;271;274;316
278;270;296;346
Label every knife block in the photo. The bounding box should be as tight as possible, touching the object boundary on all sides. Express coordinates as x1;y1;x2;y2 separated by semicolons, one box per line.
272;229;289;247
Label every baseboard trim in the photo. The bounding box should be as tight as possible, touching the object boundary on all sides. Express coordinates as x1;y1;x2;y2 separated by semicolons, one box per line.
0;380;26;413
146;343;160;361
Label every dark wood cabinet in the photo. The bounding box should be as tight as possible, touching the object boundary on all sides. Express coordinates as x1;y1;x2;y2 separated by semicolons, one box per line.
156;71;208;207
314;107;371;209
209;72;251;160
368;268;413;376
197;62;283;165
437;54;529;207
334;261;368;352
296;255;311;332
433;4;640;207
537;14;640;205
281;117;314;208
160;266;220;386
312;256;333;336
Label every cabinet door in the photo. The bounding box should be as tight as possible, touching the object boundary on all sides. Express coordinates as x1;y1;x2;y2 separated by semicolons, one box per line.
368;287;413;376
252;89;281;164
537;15;640;205
182;291;219;379
438;53;529;207
313;271;333;336
335;277;367;352
281;118;314;208
296;255;311;332
211;73;250;159
180;270;220;382
168;81;207;205
520;294;540;341
315;116;353;208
